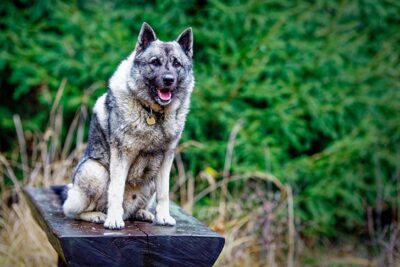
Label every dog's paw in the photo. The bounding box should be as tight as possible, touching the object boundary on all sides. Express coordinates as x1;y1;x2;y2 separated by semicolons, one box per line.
154;212;176;226
104;215;125;230
135;209;154;222
79;212;106;224
90;212;107;224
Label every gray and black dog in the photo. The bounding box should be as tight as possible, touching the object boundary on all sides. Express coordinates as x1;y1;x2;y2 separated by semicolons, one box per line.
63;23;194;229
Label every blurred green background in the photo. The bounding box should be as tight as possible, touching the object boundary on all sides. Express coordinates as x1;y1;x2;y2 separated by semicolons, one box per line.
0;0;399;257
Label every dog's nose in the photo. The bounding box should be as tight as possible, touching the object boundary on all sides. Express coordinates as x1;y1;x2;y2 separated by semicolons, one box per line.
162;74;175;86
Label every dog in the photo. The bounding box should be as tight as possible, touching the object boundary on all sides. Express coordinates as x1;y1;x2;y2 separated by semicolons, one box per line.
62;22;194;229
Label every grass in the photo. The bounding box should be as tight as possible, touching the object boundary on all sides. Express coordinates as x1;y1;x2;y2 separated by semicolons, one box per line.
0;192;57;266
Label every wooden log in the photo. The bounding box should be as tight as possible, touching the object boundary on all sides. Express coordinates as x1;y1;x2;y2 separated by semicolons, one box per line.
24;186;224;267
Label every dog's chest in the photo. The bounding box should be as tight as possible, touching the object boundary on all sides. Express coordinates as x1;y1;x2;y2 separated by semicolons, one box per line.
122;113;181;184
122;112;181;154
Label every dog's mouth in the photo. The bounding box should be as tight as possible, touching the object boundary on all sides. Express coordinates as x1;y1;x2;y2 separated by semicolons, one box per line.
157;88;172;102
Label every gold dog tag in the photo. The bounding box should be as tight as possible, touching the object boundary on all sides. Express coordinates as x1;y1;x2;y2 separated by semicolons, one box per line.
146;115;156;125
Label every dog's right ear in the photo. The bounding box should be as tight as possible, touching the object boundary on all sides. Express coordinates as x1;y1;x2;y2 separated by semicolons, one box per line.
135;22;157;52
176;27;193;58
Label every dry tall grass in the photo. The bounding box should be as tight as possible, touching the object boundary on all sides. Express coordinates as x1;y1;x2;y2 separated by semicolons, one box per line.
0;191;57;267
0;81;87;266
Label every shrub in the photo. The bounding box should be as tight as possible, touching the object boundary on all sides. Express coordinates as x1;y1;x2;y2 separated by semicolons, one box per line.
0;0;399;237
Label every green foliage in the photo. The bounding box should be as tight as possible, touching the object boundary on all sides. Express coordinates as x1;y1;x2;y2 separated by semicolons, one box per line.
0;0;399;236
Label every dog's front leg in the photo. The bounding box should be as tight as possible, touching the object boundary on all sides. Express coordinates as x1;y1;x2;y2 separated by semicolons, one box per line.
154;148;176;226
104;147;132;229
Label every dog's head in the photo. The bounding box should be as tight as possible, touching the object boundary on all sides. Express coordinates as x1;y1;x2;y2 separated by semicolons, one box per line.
129;23;194;107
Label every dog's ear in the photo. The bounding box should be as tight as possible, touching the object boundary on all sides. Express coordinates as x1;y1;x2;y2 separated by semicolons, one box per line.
136;22;157;52
176;27;193;58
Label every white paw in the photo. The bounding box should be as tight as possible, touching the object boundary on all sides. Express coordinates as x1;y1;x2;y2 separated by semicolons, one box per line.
155;212;176;226
104;215;125;230
89;212;106;224
135;209;155;222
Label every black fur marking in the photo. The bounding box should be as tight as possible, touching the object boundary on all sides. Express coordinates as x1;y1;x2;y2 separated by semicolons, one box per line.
160;43;173;54
85;114;110;169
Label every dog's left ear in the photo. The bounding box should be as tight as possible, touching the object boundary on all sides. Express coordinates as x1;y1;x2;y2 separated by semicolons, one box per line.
136;22;157;52
176;28;193;58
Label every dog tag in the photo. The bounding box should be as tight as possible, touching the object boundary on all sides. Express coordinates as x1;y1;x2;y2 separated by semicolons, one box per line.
146;115;156;125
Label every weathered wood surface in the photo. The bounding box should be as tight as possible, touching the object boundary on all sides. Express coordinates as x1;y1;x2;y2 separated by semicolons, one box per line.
24;186;224;267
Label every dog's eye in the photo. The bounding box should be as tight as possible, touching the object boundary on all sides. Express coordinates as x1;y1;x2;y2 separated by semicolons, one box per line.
149;57;161;66
172;58;181;68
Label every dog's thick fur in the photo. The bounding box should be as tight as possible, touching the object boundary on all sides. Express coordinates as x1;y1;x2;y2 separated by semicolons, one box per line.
63;23;194;229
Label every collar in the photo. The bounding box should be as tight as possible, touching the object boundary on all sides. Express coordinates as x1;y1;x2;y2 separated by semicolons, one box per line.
140;101;164;121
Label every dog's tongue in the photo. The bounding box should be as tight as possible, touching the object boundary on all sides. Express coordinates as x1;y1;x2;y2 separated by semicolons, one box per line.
157;89;172;101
